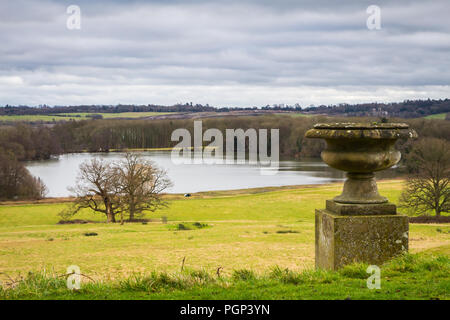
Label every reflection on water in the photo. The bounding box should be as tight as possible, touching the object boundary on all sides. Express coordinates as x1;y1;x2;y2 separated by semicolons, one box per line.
25;151;399;197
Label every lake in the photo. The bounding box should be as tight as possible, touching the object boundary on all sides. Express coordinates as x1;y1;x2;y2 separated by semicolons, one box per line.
26;151;348;197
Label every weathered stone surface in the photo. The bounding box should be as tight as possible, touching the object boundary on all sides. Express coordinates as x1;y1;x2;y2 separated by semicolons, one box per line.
313;123;410;130
326;199;397;215
315;209;408;270
305;122;417;140
333;173;388;204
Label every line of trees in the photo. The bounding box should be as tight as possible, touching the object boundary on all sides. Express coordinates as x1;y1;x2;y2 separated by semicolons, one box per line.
0;103;217;116
0;124;60;161
1;115;450;162
302;99;450;118
1;98;449;118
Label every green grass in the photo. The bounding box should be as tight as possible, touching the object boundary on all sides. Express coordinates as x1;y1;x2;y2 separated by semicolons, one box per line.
0;112;172;122
0;253;448;300
424;113;448;119
54;112;171;119
0;115;82;122
0;181;448;299
274;112;313;118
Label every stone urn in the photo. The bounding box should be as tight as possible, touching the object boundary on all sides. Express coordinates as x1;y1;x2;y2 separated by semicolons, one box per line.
305;122;417;270
305;123;418;205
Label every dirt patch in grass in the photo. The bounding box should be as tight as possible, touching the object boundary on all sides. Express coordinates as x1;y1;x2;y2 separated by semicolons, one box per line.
409;216;450;224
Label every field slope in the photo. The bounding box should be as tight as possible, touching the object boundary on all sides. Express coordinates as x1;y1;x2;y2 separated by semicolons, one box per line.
0;181;449;299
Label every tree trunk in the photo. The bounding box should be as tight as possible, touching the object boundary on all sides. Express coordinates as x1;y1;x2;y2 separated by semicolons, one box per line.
129;201;135;221
109;202;116;223
106;206;116;223
104;197;116;223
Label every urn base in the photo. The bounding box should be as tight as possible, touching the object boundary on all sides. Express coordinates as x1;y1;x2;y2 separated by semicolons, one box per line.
334;172;388;204
315;208;408;270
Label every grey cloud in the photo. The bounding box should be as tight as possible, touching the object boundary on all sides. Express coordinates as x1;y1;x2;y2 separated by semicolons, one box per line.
0;0;449;106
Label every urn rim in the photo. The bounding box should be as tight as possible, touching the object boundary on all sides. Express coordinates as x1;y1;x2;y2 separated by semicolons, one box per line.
305;122;418;140
313;122;409;130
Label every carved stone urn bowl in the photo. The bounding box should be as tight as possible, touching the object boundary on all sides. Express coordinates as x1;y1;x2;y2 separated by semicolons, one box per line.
305;123;417;204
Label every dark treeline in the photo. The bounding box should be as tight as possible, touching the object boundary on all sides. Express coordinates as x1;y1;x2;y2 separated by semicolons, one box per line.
7;116;329;158
302;99;450;118
1;98;449;118
1;116;450;162
0;104;218;115
0;124;60;161
0;152;47;200
0;125;51;199
0;124;57;199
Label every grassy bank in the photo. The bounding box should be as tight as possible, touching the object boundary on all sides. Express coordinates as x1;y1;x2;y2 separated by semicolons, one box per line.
424;113;447;120
1;253;448;300
0;181;449;299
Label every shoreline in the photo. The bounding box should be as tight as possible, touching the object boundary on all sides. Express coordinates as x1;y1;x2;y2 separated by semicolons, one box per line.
0;179;405;206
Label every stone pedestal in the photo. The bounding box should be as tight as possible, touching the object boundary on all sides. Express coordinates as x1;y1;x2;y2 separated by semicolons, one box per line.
315;202;408;270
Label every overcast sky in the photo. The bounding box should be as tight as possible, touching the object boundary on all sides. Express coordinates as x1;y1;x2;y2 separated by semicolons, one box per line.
0;0;449;107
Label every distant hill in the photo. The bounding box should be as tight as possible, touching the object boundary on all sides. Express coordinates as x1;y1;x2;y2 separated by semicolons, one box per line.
1;98;449;119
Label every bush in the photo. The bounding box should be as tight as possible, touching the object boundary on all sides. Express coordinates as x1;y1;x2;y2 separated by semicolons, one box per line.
269;266;303;284
192;222;208;229
170;222;209;231
83;232;98;237
177;224;190;231
232;269;256;281
339;263;369;279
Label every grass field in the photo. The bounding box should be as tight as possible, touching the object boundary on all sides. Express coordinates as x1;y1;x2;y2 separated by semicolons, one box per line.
424;113;448;119
1;253;448;300
55;112;171;119
0;181;449;299
0;114;82;122
0;112;171;122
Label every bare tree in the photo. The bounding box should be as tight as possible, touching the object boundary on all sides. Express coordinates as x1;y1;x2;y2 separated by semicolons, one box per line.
62;158;120;223
33;177;48;199
400;138;450;216
114;152;172;222
60;154;172;223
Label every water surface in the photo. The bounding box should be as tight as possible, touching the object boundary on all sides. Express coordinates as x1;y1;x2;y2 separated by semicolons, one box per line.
26;151;348;197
